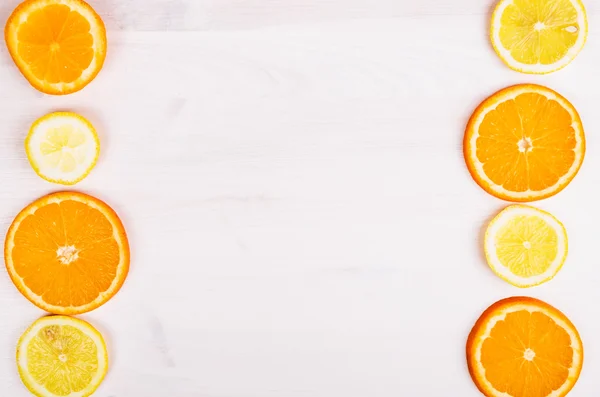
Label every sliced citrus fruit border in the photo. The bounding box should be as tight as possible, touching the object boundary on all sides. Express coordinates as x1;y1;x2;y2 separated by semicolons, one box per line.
465;1;591;394
0;0;593;395
2;0;118;395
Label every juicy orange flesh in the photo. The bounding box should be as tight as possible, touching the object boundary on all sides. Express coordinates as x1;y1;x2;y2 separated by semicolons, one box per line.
12;200;120;308
499;0;579;65
495;214;558;277
27;324;98;396
476;92;576;193
481;310;573;396
16;4;94;83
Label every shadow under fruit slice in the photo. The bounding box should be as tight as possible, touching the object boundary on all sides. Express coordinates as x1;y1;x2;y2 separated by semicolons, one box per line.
5;191;130;315
5;0;107;95
467;297;583;397
464;84;585;202
17;315;108;397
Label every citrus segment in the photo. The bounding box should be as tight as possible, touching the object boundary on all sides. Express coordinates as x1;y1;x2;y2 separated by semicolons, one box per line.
26;112;100;185
17;315;108;397
5;192;129;314
5;0;107;95
464;84;585;202
485;205;567;287
491;0;587;74
467;297;583;397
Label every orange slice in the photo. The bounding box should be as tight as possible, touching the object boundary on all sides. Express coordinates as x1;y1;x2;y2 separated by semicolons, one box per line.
5;192;129;315
464;84;585;202
5;0;107;95
467;297;583;397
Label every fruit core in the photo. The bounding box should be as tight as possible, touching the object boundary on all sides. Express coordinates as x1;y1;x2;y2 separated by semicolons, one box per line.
518;137;533;152
57;245;79;264
523;348;536;361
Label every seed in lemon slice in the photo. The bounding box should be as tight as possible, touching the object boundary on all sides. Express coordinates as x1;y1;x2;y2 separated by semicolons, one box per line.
17;315;108;397
484;205;567;288
467;297;583;397
490;0;588;74
26;112;100;185
5;0;107;95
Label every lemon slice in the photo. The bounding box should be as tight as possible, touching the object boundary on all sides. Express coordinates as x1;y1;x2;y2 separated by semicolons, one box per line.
25;112;100;185
484;205;568;288
491;0;588;74
17;316;108;397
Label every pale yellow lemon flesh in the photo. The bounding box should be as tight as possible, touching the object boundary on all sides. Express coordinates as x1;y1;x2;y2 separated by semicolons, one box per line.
25;112;100;185
17;316;108;397
484;205;568;287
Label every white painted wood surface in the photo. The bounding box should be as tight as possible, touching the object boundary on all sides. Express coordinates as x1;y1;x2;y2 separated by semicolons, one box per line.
0;0;599;395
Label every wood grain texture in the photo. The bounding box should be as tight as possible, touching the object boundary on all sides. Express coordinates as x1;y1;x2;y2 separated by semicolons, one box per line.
0;0;599;396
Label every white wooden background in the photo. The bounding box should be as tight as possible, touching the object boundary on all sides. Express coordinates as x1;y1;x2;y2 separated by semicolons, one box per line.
0;0;599;396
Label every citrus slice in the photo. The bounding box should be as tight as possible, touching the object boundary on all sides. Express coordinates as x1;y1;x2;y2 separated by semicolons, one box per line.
17;315;108;397
5;191;130;315
491;0;588;74
26;112;100;185
5;0;107;95
464;84;585;202
467;297;583;397
485;205;567;288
